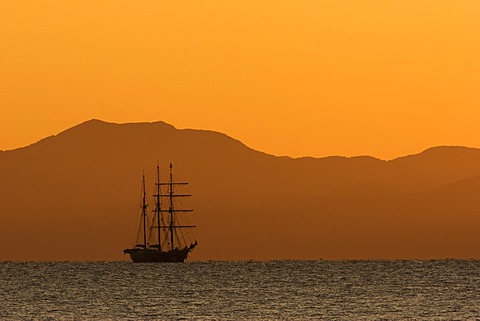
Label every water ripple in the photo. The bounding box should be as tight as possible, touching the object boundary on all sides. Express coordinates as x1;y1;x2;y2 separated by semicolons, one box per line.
1;260;479;320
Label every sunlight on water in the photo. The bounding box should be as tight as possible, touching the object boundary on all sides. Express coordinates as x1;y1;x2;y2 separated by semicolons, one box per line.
1;260;479;320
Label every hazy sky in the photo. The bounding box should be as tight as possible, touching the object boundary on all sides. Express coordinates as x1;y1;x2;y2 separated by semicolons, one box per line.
1;1;479;159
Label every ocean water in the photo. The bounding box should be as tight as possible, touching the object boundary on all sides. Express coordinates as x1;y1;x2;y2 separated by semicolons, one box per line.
1;260;479;320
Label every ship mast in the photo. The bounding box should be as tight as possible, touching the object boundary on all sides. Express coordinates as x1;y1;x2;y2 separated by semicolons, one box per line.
169;163;174;251
142;172;147;249
158;163;195;251
154;162;162;252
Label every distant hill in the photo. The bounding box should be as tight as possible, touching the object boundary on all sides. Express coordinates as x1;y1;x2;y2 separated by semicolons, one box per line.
1;119;480;261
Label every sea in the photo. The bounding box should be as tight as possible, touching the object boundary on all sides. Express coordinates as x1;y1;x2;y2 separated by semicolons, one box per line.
1;260;479;321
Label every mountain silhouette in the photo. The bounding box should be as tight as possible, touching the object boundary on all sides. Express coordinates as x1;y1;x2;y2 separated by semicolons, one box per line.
1;119;479;261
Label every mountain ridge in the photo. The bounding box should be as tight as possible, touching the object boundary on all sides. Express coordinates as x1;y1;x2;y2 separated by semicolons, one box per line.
4;119;478;162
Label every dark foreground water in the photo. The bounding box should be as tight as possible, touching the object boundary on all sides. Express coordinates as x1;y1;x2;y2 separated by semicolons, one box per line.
1;260;479;320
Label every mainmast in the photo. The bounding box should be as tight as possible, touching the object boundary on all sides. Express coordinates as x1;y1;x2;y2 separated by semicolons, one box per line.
154;162;162;252
158;163;195;251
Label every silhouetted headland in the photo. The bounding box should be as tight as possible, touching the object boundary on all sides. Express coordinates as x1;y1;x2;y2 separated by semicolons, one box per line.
1;119;480;261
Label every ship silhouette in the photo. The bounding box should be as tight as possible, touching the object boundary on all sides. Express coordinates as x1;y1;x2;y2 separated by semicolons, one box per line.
124;163;197;262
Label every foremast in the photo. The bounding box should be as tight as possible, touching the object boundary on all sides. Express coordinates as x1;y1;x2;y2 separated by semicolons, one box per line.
143;173;148;249
137;172;148;249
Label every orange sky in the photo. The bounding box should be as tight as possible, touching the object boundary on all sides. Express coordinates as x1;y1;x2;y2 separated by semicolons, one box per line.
1;1;479;159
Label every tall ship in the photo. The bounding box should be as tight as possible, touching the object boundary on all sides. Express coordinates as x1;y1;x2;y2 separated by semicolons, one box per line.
124;163;197;262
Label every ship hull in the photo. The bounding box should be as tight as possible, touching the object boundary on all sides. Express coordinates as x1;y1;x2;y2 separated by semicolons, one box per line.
124;248;190;263
124;242;197;263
